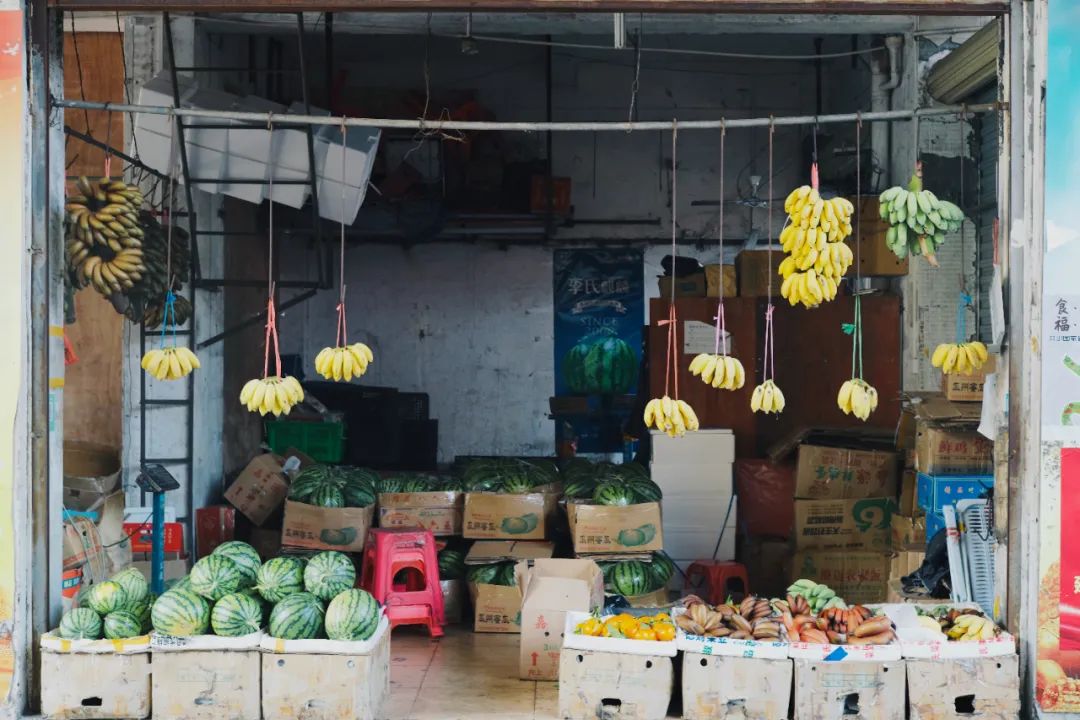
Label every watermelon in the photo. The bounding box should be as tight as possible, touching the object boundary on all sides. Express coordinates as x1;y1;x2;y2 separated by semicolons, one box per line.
269;592;324;639
593;481;636;507
342;483;376;508
59;608;103;640
165;575;192;593
403;475;435;493
438;549;467;580
288;468;329;502
379;476;408;494
111;567;150;608
619;462;650;481
647;551;675;590
152;589;211;636
303;551;356;602
345;467;381;490
212;541;262;587
466;564;501;585
211;592;264;637
501;467;533;494
522;460;558;487
104;610;144;639
85;581;128;615
189;555;245;601
324;589;380;641
611;561;650;597
255;556;306;603
628;479;663;503
495;562;517;587
129;601;153;633
310;485;345;508
562;477;596;499
562;331;637;394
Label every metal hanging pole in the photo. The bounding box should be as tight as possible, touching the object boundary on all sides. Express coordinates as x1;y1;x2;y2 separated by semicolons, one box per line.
54;98;1003;133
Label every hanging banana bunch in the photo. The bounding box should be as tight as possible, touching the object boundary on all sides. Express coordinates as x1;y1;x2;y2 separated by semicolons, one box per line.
65;176;147;297
931;341;989;375
314;343;374;382
878;166;964;266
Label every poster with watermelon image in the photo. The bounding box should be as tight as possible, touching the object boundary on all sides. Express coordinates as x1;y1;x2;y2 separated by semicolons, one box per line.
553;249;644;453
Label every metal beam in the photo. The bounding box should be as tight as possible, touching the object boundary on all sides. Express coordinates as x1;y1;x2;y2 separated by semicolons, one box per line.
54;97;1005;132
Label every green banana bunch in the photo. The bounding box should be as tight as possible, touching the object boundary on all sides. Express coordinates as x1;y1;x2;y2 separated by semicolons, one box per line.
878;169;965;266
787;579;845;614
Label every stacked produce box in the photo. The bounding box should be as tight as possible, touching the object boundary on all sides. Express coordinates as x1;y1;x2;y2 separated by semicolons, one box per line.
649;429;737;577
789;438;900;605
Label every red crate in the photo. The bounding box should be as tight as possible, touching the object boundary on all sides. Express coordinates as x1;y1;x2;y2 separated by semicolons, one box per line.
123;522;184;553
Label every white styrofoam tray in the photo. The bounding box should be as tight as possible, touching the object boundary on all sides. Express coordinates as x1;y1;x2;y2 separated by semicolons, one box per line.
786;639;902;662
875;602;1016;659
260;614;389;655
650;429;735;465
40;630;150;655
151;630;263;652
562;611;678;657
670;607;788;659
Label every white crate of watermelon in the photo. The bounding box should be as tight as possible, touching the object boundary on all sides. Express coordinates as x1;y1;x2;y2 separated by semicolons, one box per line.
563;610;678;657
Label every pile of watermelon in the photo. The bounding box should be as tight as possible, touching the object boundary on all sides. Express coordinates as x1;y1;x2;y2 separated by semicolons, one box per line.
288;465;379;509
460;458;559;494
562;459;662;506
57;566;154;640
146;542;381;642
437;548;468;581
598;552;676;598
465;561;518;587
379;473;467;494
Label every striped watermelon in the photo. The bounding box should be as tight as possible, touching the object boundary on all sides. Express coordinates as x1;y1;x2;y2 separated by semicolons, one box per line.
593;481;636;507
152;589;211;636
341;483;376;508
647;552;675;590
324;589;380;641
611;560;650;597
211;592;264;637
128;601;153;633
59;608;102;640
212;541;262;587
111;567;150;607
437;549;466;580
104;610;143;639
310;485;345;508
269;592;324;639
495;562;517;586
628;479;662;503
85;581;128;615
303;551;356;602
466;564;502;585
562;477;596;499
255;557;306;603
189;555;245;601
165;575;192;593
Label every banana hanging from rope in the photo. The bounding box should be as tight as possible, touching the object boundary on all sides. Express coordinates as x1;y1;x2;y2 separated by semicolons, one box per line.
314;343;375;382
643;396;700;438
749;379;785;415
689;353;745;391
140;346;200;381
931;341;989;375
239;376;305;417
837;378;879;421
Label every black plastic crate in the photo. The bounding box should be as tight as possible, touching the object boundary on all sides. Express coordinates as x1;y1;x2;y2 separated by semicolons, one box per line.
395;393;430;422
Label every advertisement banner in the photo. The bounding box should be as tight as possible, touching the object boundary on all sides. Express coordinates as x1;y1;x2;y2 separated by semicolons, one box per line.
552;249;643;453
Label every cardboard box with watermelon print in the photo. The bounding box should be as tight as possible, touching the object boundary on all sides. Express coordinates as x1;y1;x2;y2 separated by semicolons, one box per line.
378;491;463;536
462;491;559;540
466;541;554;633
566;501;664;554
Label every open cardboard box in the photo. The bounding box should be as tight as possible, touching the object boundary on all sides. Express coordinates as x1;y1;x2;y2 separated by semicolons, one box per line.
518;559;605;680
465;541;554;633
378;491;463;536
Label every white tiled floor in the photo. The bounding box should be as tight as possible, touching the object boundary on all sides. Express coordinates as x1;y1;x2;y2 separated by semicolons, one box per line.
386;628;565;720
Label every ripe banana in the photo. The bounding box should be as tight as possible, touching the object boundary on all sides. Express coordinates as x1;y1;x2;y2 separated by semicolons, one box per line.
140;346;201;381
879;169;965;264
314;343;375;382
65;176;149;300
836;378;879;421
776;208;854;308
239;375;305;417
750;379;785;414
930;341;990;375
688;353;745;391
643;395;700;438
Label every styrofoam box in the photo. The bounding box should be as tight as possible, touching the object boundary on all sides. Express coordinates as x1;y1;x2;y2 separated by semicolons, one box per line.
316;123;381;187
663;495;737;561
41;649;151;719
650;429;734;466
562;611;678;657
682;652;793;720
317;176;366;225
651;462;734;497
135;125;226;194
135;73;197;136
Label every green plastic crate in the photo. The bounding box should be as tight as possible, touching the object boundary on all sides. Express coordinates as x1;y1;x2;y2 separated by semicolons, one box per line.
265;420;346;463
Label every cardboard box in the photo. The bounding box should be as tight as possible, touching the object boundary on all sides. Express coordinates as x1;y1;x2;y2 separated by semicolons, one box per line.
63;514;105;578
916;473;993;518
898;470;919;516
658;272;707;298
704;264;737;298
737;250;783;297
891;514;927;550
942;355;997;402
846;196;910;277
260;628;390;720
793;497;897;552
123;521;185;553
625;587;671;608
152;650;261;720
558;649;674;720
566;501;663;554
132;558;190;583
63;441;122;513
915;427;994;475
907;655;1020;719
462;491;557;540
41;649;151;719
889;551;925;580
791;551;891;606
281;500;375;553
897;410;917;453
241;526;282;560
225;454;290;526
518;558;605;681
195;505;235;556
793;658;905;720
466;541;554;633
377;491;463;536
795;444;899;499
95;491;131;577
682;653;792;720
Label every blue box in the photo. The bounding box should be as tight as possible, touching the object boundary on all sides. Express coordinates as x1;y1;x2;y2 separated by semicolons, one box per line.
916;473;993;544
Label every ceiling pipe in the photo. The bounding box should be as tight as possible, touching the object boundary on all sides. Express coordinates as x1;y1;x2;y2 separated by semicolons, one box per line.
870;35;904;192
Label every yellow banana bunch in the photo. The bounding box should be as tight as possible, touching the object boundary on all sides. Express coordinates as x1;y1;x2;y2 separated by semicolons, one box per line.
140;346;200;381
947;614;999;642
314;343;374;382
749;380;785;414
643;396;700;438
779;267;840;308
930;341;989;375
65;176;148;298
783;186;855;243
239;376;305;417
688;353;745;390
916;614;947;639
836;378;879;421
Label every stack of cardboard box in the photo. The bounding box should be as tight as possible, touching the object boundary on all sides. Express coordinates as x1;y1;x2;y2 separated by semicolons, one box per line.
649;429;737;580
789;441;899;605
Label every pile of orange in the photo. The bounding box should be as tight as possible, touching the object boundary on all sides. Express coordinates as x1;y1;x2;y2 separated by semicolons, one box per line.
574;612;676;642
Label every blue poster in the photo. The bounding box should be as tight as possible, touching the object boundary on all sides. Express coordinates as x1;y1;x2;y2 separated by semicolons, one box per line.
552;249;644;453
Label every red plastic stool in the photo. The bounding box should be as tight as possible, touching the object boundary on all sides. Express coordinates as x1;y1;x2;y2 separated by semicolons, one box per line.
684;561;750;606
360;528;445;637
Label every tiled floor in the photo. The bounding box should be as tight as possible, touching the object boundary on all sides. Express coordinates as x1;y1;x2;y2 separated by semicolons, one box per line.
387;628;561;720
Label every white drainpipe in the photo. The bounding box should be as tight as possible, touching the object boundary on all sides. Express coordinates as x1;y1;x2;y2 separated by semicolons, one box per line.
871;35;904;188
